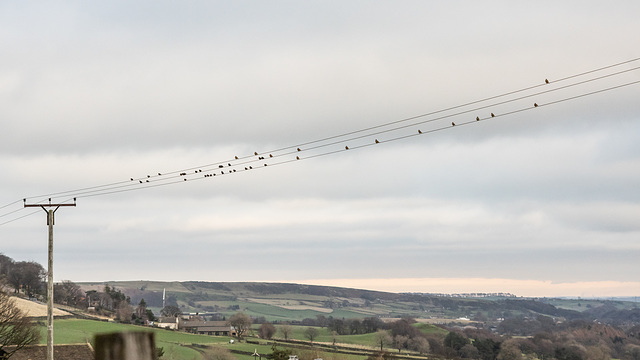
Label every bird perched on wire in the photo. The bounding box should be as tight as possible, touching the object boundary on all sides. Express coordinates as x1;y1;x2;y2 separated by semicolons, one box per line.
545;79;550;84
254;152;258;156
534;103;538;107
296;156;300;160
235;156;239;160
476;116;480;121
491;113;495;117
451;122;455;126
345;146;349;150
297;148;301;152
375;139;379;144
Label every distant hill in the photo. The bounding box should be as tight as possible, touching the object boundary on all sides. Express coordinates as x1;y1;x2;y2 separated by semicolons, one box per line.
78;281;639;326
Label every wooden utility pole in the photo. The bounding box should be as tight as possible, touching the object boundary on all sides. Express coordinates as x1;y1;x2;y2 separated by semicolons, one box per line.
24;198;76;360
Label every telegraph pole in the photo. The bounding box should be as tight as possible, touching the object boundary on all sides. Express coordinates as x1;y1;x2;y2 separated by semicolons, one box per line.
24;198;76;360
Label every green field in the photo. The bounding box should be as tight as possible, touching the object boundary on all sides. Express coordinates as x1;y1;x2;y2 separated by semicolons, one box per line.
38;319;229;360
36;318;405;360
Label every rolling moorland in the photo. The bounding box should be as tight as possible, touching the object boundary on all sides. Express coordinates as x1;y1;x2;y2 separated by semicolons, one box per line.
79;281;639;326
9;280;640;359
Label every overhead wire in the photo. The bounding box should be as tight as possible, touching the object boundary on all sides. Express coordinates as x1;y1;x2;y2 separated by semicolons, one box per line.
60;62;640;198
1;57;639;224
76;73;640;198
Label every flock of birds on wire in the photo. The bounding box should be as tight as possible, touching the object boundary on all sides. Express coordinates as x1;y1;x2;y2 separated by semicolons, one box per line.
2;55;640;225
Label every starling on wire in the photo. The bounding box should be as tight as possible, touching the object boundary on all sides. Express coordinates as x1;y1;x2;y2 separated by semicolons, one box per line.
545;79;550;84
534;103;538;107
375;139;379;144
297;148;301;151
476;116;480;121
491;113;495;117
345;146;349;150
452;122;455;126
418;129;422;134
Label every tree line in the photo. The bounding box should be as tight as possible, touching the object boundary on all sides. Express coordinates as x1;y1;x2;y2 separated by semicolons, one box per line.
0;253;45;298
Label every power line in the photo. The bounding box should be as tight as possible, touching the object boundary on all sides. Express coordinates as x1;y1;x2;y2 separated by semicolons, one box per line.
1;57;639;224
46;78;640;201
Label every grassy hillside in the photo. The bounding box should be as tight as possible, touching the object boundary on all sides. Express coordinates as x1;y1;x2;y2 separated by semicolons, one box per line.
78;281;639;325
36;318;417;360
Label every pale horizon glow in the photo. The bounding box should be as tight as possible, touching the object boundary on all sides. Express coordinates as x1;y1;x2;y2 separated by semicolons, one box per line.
295;278;640;298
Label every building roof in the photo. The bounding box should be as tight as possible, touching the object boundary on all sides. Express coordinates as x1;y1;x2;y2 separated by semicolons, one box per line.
181;320;229;328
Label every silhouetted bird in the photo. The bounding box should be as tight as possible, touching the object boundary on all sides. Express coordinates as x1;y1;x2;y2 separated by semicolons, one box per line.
254;152;258;155
219;165;224;168
451;122;455;126
264;164;267;166
534;103;538;107
545;79;549;84
221;171;224;174
270;154;273;158
139;180;142;184
235;156;239;159
418;129;422;134
245;167;248;170
491;113;495;117
375;139;379;143
249;166;253;169
184;179;187;181
296;156;300;160
297;148;301;151
131;178;134;181
345;146;349;150
147;175;150;178
476;116;480;121
158;173;161;176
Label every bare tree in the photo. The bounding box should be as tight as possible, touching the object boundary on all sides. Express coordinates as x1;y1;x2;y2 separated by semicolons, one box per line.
0;290;41;358
304;327;319;344
279;323;292;340
258;323;276;340
160;305;182;317
54;280;85;308
7;261;45;296
227;312;252;339
373;330;392;352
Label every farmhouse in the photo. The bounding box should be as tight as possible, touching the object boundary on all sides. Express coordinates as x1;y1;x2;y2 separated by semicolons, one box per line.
180;320;237;336
156;316;180;330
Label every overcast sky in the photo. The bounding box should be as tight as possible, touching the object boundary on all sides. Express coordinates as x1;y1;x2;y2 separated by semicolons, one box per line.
2;1;639;298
